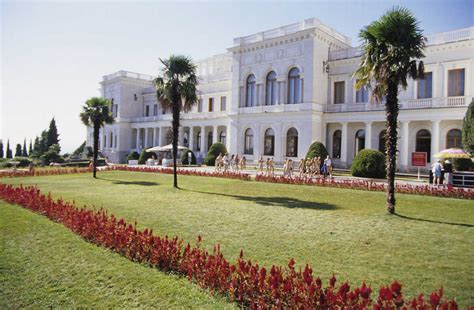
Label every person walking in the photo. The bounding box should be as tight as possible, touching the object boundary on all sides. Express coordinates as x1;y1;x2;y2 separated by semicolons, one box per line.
325;155;333;177
223;153;230;172
444;160;453;186
432;160;443;186
258;156;264;173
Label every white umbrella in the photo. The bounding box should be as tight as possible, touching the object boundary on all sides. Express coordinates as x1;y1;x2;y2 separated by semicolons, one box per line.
146;144;187;152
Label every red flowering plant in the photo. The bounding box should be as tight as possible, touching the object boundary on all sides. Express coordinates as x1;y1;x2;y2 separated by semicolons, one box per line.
0;183;463;309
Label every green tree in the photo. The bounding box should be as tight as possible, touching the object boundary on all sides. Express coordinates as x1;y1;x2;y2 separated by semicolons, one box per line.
154;55;198;188
6;140;12;158
80;97;114;178
0;141;3;158
47;118;60;149
354;7;425;214
29;140;33;155
32;136;40;157
39;130;49;154
462;100;474;156
15;144;22;157
40;144;63;165
22;139;28;157
72;141;86;157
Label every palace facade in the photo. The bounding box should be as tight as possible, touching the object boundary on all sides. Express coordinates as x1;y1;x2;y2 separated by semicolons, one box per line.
87;18;473;171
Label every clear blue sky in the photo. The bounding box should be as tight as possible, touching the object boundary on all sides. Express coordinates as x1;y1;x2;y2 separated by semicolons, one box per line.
1;0;473;153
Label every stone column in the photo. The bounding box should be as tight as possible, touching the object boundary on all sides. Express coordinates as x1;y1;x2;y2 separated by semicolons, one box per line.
431;120;441;163
226;125;231;152
213;126;218;146
144;128;149;148
275;82;280;105
178;127;184;146
200;126;206;153
158;127;163;146
153;128;158;146
341;122;348;166
400;121;410;169
365;121;373;149
136;128;140;149
188;127;194;151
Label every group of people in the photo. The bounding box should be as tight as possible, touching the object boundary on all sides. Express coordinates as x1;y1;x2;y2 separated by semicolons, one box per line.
258;157;276;176
215;153;247;172
431;159;453;186
255;155;333;178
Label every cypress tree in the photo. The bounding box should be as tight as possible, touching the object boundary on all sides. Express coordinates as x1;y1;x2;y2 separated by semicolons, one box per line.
462;100;474;156
33;136;40;154
22;139;28;157
39;130;49;154
6;140;12;158
15;144;22;157
29;140;33;155
0;141;3;158
47;118;60;149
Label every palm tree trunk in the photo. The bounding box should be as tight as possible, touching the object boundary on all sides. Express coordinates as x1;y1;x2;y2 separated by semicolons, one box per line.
172;104;180;188
385;80;399;214
93;123;100;178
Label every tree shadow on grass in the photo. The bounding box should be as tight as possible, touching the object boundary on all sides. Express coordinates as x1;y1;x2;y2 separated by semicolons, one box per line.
181;188;337;211
394;213;474;228
97;177;160;187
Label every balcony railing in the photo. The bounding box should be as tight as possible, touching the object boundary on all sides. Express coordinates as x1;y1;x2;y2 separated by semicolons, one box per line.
325;96;470;112
237;102;324;114
103;70;155;82
121;111;229;123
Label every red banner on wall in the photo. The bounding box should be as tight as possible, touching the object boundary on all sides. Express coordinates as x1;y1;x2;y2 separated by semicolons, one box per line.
411;152;427;167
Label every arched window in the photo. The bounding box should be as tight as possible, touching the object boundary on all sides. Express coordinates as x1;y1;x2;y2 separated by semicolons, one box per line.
416;129;431;163
165;129;173;145
207;131;213;150
446;129;462;149
183;132;189;147
355;130;365;155
286;128;298;157
379;130;387;154
332;130;342;158
264;128;275;156
246;74;256;107
244;129;254;155
109;132;113;148
266;71;277;106
196;131;201;152
288;68;301;104
219;130;226;146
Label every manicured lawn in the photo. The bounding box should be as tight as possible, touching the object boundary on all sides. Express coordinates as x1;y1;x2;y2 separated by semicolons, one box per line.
0;202;232;308
2;171;473;307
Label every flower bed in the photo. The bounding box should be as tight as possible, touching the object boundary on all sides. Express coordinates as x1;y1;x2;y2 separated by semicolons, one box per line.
0;167;91;178
0;183;460;309
255;174;474;200
103;165;252;181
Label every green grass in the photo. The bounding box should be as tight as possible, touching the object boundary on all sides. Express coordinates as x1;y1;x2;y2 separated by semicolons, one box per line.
0;202;233;308
2;171;474;307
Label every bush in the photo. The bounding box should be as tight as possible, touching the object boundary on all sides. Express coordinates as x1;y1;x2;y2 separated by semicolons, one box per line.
127;151;140;161
138;150;154;165
452;158;473;171
204;142;227;166
13;157;31;167
181;149;196;165
351;149;386;179
305;141;329;160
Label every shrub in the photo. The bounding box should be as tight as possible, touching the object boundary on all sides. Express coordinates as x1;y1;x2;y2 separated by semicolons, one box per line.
13;157;31;167
204;142;227;166
127;151;140;161
305;141;329;160
462;99;474;156
181;149;197;165
452;158;473;171
351;149;386;179
138;150;154;165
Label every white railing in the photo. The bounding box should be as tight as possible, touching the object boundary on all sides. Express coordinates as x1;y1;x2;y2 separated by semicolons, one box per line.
330;27;474;61
103;70;155;82
124;111;229;123
237;102;324;114
325;96;469;112
233;18;351;46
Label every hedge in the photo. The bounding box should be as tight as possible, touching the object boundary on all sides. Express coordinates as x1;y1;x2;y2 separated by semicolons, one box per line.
181;149;197;165
351;149;386;179
305;141;329;160
204;142;227;166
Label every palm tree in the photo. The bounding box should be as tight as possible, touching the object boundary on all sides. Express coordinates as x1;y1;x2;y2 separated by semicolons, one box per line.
154;55;198;188
354;7;425;214
80;97;114;178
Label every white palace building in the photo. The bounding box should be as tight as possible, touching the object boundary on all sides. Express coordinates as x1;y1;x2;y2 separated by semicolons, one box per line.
87;18;473;171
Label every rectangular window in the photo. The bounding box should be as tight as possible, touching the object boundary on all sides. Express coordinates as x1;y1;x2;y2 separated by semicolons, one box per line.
334;81;345;104
198;99;203;112
209;98;214;112
355;86;369;103
220;96;226;111
103;135;107;148
448;69;465;97
153;104;158;116
114;135;117;148
145;105;150;117
417;72;432;99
